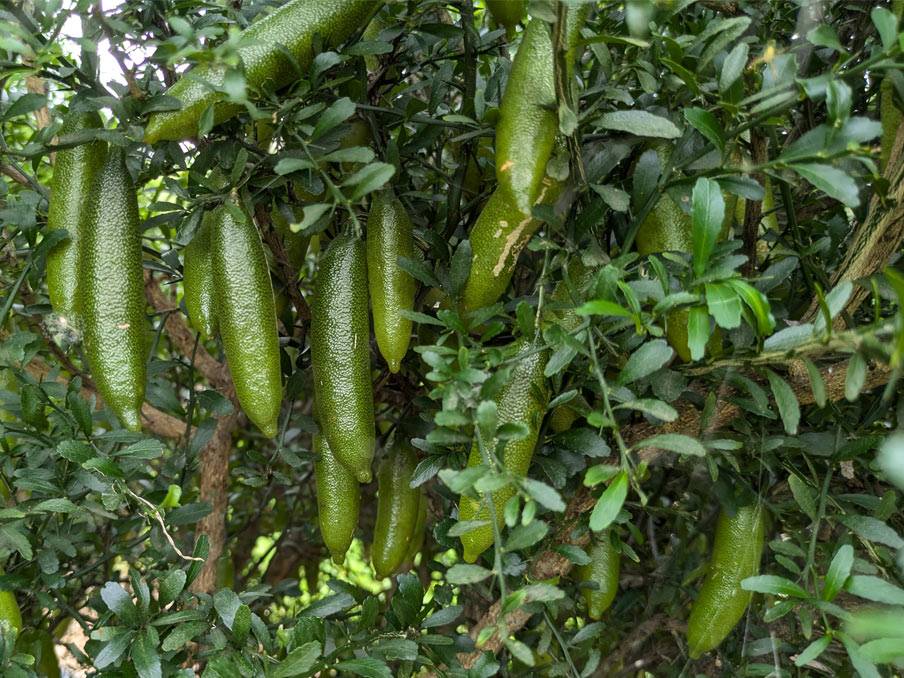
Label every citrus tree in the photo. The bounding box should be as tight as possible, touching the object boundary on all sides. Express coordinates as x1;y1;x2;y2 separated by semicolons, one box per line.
2;0;904;676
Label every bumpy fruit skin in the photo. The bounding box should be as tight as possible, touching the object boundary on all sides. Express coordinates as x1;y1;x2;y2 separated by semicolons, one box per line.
0;568;21;637
371;437;420;578
17;628;60;678
461;178;563;314
486;0;524;38
209;203;283;437
495;18;556;212
459;340;549;563
182;212;218;339
144;0;380;143
314;431;360;564
80;148;147;432
311;234;375;482
548;404;577;433
366;194;415;373
686;503;765;659
46;111;107;322
576;533;621;620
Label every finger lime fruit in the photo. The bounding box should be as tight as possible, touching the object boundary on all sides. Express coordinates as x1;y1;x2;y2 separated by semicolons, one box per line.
210;202;283;437
403;489;427;566
686;502;765;659
0;568;21;636
461;177;563;314
486;0;524;39
495;18;556;212
270;203;310;271
17;628;60;678
314;431;360;563
182;212;218;339
80;148;147;432
575;532;621;620
311;234;374;482
371;437;420;578
459;339;549;562
46;110;107;322
144;0;380;143
366;193;415;373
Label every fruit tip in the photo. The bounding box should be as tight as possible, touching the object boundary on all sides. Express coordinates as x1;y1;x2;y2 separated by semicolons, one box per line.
120;409;142;433
462;546;480;564
259;420;279;438
331;553;345;566
356;468;373;484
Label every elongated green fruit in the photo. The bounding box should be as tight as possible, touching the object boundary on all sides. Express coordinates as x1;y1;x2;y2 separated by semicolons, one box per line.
210;202;282;437
576;533;621;620
0;568;22;636
270;204;309;270
366;193;415;373
686;503;765;659
81;148;146;432
486;0;524;39
311;234;374;482
371;437;420;578
314;431;360;563
495;18;556;212
183;212;218;339
459;340;549;562
403;490;427;566
17;628;61;678
46;111;107;321
461;177;563;314
144;0;380;143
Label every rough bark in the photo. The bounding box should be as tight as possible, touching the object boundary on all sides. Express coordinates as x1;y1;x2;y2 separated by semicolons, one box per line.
802;122;904;325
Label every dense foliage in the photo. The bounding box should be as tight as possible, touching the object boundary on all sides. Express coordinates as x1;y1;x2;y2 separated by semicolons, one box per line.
2;0;904;676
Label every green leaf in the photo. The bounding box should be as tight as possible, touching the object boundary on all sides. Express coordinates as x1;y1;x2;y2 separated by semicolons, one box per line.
804;358;826;408
614;399;678;422
684;108;724;153
421;605;463;628
686;305;709;362
691;177;725;276
343;162;396;201
520;477;566;512
274;641;322;678
617;339;674;385
333;658;393;678
794;635;832;667
838;632;882;678
101;582;140;627
161;621;208;651
158;569;186;607
726;279;775;334
94;630;134;669
861;638;904;663
553;544;592;565
836;515;904;550
300;593;356;618
131;629;162;678
813;281;853;334
741;575;809;598
396;257;442;289
636;434;707;457
720;42;749;93
806;24;846;53
766;370;800;435
589;470;628;531
596;110;681;138
274;157;316;175
575;298;633;317
705;282;742;329
845;575;904;606
505;521;548;551
311;97;356;141
446;563;493;585
791;163;860;208
871;7;898;51
823;544;853;601
450;240;472;297
788;474;816;522
845;352;867;402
